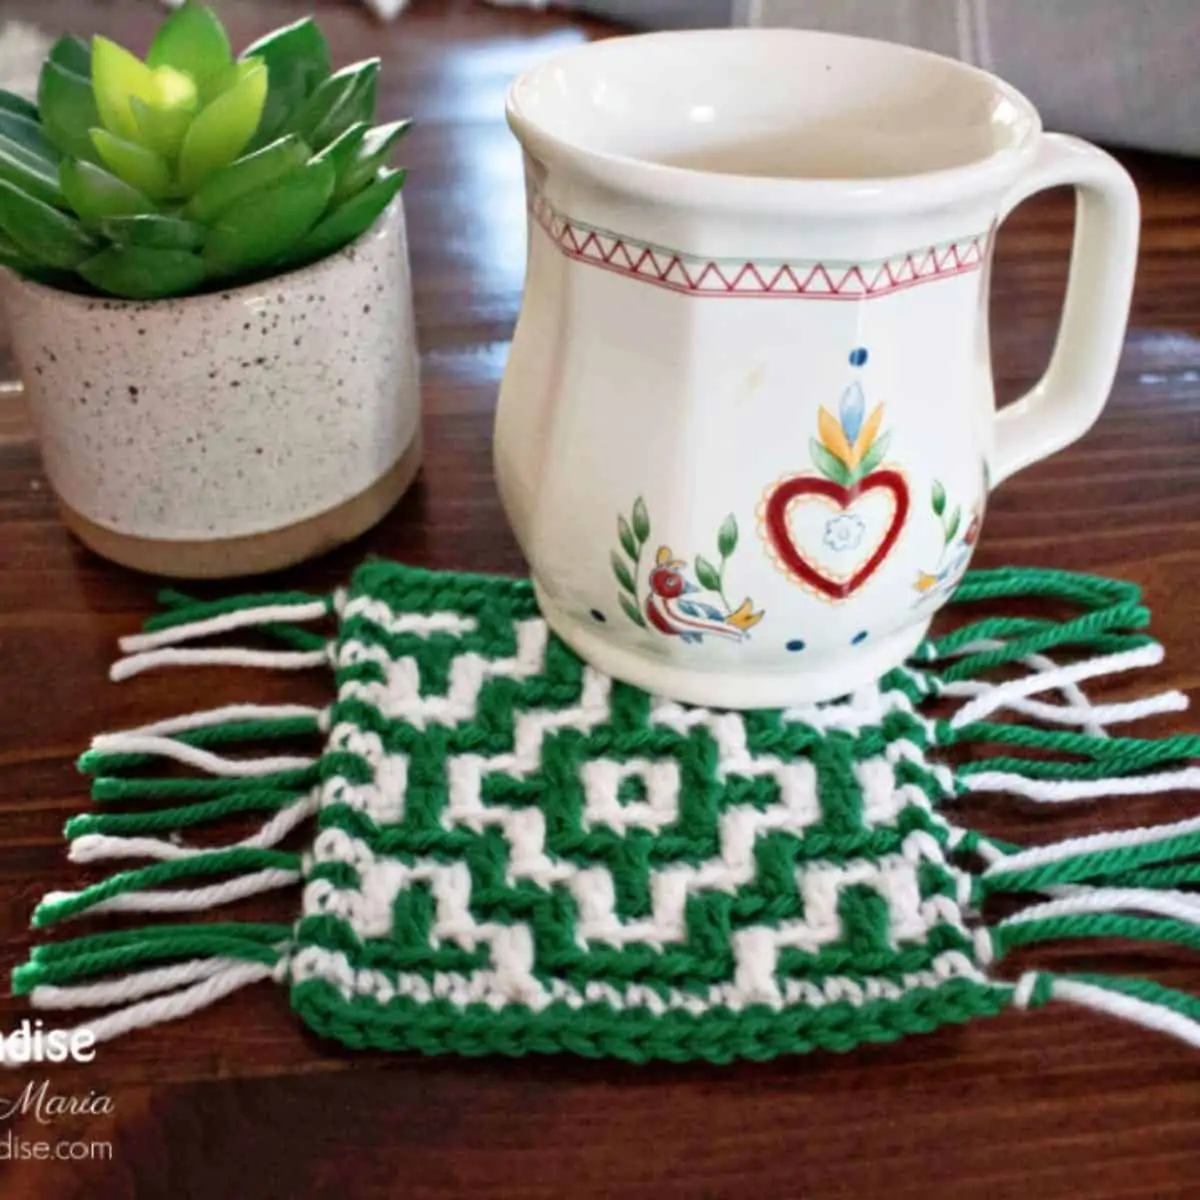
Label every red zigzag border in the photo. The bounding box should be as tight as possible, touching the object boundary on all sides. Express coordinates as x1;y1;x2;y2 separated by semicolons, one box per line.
530;192;992;300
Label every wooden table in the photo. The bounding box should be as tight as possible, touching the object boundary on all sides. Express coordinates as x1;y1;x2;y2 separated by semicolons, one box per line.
0;2;1197;1196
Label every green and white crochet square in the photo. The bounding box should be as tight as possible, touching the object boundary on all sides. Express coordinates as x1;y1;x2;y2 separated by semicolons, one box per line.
14;563;1200;1062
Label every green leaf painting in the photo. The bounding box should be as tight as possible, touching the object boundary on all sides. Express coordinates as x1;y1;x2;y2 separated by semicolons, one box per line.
717;514;738;559
631;496;650;545
612;553;636;596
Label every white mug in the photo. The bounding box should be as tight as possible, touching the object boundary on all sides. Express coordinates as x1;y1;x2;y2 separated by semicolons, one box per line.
495;29;1139;708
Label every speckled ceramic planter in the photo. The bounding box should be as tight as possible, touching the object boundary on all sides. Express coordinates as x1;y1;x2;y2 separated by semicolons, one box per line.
0;199;421;578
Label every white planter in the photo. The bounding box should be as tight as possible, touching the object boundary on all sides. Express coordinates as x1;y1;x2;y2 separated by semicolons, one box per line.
0;198;421;578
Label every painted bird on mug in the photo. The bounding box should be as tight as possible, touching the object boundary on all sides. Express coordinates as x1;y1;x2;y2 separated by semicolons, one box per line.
645;546;764;643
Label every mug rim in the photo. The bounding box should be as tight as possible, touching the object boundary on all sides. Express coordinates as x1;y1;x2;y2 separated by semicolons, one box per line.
506;28;1043;216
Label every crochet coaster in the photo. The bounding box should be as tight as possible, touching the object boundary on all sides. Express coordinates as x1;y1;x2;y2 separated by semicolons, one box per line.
14;562;1200;1061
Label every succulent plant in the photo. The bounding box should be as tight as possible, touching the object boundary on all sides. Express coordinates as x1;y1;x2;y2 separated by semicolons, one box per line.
0;2;411;299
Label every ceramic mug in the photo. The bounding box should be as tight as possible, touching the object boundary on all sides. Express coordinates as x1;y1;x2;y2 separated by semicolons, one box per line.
495;29;1139;708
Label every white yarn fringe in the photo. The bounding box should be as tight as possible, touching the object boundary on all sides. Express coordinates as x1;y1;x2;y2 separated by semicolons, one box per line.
111;646;329;682
107;703;326;739
946;643;1166;729
985;814;1200;877
964;767;1200;803
28;961;283;1056
997;887;1200;927
118;600;331;654
69;792;321;864
41;867;301;919
90;732;315;777
1015;974;1200;1049
29;956;255;1010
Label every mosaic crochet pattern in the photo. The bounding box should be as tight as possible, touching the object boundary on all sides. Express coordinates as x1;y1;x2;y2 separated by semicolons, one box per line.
290;563;1005;1059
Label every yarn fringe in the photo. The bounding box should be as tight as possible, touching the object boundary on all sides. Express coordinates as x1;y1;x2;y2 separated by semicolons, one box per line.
912;568;1200;1047
11;568;1200;1056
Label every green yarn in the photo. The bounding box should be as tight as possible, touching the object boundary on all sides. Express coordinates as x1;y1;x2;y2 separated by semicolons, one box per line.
32;848;300;927
143;589;331;632
13;923;289;994
984;830;1200;894
90;765;319;802
65;787;303;839
79;715;322;774
1060;973;1200;1023
993;914;1200;957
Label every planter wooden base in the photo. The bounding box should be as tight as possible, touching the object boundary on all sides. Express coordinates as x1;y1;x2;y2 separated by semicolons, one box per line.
58;435;422;580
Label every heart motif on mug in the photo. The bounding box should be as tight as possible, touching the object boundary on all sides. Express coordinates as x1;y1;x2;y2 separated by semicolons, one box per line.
758;349;911;602
763;470;910;600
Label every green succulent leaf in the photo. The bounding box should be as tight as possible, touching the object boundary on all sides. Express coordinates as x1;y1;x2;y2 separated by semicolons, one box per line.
90;128;172;201
38;61;102;163
0;89;39;124
612;553;636;595
0;132;65;209
49;35;92;79
617;516;637;561
716;513;738;559
289;59;379;152
311;120;369;180
333;118;411;203
78;244;208;300
91;36;159;144
130;95;194;164
60;158;155;226
632;497;650;544
0;107;60;163
0;179;98;269
284;167;404;267
619;594;647;629
180;133;309;225
809;438;854;487
204;157;335;276
0;227;37;273
695;555;723;593
241;18;332;150
146;1;232;86
177;60;268;193
182;133;310;224
101;213;206;252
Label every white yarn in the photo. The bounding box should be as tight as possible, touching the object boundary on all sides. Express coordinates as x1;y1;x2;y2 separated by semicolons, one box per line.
985;814;1200;877
117;600;330;653
940;670;1186;732
43;867;301;919
997;887;1200;927
108;703;324;740
69;792;321;864
90;732;314;777
1048;977;1200;1048
965;767;1200;803
947;644;1165;729
38;961;279;1052
111;646;329;682
29;956;253;1010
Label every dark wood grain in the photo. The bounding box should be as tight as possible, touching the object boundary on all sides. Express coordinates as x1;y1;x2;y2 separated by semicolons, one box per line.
0;2;1197;1196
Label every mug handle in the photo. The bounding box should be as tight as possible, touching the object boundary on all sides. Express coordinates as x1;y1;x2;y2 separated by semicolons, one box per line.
989;133;1140;486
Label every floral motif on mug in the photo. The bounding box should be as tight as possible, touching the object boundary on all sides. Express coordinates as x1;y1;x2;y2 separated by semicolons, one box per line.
612;501;765;644
913;481;981;602
759;349;910;603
